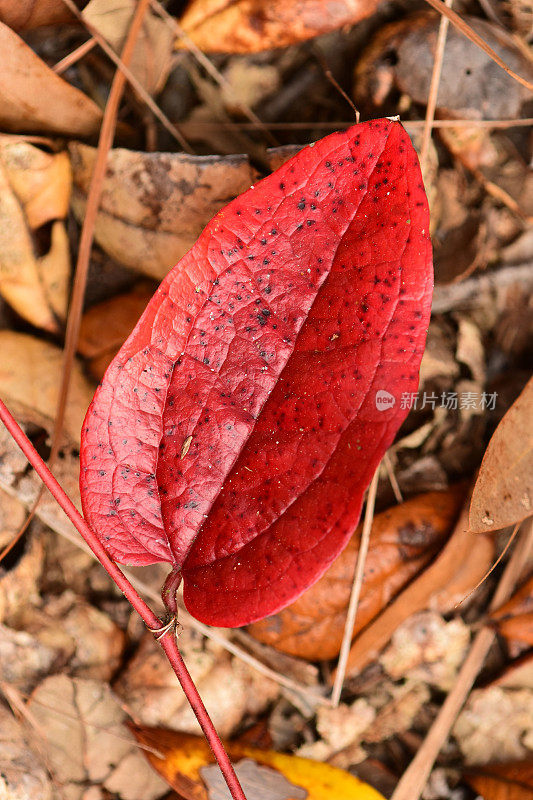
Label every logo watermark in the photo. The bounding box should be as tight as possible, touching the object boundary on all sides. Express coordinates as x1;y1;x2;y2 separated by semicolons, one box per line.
375;390;498;412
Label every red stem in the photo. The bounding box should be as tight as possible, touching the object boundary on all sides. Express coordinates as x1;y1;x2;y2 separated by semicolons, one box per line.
0;398;247;800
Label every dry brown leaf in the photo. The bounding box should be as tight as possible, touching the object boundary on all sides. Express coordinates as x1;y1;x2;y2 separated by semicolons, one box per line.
0;705;53;800
0;0;79;29
0;21;102;136
470;378;533;533
342;502;495;678
69;143;260;279
178;0;383;53
84;0;174;94
0;623;58;692
355;14;532;119
453;686;533;765
0;331;94;445
27;675;168;800
491;574;533;648
464;761;533;800
0;140;72;330
493;653;533;690
78;283;155;380
248;488;464;661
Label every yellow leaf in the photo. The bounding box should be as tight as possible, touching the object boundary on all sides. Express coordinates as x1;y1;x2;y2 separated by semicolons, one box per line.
131;726;386;800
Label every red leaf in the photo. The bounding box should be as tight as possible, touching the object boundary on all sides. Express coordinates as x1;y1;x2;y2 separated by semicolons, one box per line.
80;119;433;627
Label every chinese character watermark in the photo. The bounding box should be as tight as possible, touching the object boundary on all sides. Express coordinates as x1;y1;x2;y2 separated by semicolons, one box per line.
395;390;497;412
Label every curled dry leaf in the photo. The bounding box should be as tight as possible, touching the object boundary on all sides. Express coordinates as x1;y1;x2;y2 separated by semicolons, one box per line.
0;0;80;30
0;331;94;445
178;0;383;54
0;21;101;136
79;283;156;380
0;494;44;625
491;574;533;648
354;13;532;120
0;136;71;329
131;726;386;799
83;0;174;94
342;502;495;677
464;760;533;800
79;120;433;627
70;143;259;280
470;377;533;533
27;675;168;800
247;488;464;661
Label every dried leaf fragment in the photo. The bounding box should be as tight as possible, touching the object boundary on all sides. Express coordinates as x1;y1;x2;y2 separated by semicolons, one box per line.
470;378;533;533
178;0;383;53
0;0;80;30
491;574;533;648
464;760;533;800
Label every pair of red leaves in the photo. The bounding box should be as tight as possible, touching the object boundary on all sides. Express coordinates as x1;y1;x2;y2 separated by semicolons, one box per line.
80;119;433;628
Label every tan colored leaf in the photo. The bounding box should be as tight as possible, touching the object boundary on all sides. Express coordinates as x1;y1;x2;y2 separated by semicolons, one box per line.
0;331;94;445
248;488;464;661
178;0;382;54
0;495;44;626
0;136;72;329
131;726;386;800
470;378;533;533
69;143;259;279
83;0;174;94
491;575;533;647
464;761;533;800
78;283;155;380
342;502;495;677
27;675;167;800
0;21;102;136
0;0;79;30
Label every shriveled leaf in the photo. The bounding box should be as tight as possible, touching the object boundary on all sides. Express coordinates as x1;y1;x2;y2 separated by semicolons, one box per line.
84;0;174;94
178;0;383;54
0;0;80;29
78;283;156;380
0;704;53;800
131;726;386;799
248;488;463;660
0;331;94;445
80;119;433;627
0;138;71;329
0;21;102;136
343;503;495;677
355;14;532;120
70;142;259;279
470;378;533;533
464;761;533;800
491;575;533;648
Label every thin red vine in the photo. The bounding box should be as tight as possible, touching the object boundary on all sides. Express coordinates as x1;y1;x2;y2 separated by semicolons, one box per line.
0;397;247;800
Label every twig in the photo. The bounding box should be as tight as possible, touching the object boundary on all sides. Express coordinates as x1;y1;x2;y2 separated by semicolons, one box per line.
0;398;247;800
331;464;380;706
422;0;533;89
431;263;533;313
390;517;533;800
59;0;191;151
169;117;533;132
420;0;452;172
383;450;403;504
53;37;97;74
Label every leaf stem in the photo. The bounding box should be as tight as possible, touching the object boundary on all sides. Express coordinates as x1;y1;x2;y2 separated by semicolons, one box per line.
0;397;247;800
